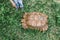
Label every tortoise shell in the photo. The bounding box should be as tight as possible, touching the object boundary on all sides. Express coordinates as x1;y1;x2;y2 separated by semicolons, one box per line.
21;12;48;31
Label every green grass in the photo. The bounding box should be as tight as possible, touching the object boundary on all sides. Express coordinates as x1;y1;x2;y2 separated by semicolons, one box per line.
0;0;60;40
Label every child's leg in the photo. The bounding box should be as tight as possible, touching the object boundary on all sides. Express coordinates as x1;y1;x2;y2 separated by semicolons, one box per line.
18;0;24;8
13;0;19;9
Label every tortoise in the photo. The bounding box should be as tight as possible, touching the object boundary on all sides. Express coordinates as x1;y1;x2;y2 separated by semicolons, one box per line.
21;12;48;31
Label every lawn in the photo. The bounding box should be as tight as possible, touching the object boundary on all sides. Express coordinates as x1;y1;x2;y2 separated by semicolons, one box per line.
0;0;60;40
